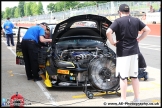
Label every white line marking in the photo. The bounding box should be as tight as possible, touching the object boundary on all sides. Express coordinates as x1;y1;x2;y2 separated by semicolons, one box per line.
139;46;160;51
36;82;58;106
139;43;160;51
3;41;18;42
146;66;160;72
147;35;160;37
139;43;160;47
12;73;26;75
7;47;16;56
2;38;57;106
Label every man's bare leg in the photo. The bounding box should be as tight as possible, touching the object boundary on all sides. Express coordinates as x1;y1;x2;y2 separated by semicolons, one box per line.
131;78;140;102
120;78;127;101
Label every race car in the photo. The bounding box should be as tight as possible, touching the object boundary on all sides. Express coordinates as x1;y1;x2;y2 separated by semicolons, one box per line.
16;15;120;97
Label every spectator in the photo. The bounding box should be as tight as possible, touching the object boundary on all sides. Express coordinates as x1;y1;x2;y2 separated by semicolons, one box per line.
3;17;15;46
106;4;151;103
52;17;57;24
158;4;161;12
21;22;52;81
149;5;155;12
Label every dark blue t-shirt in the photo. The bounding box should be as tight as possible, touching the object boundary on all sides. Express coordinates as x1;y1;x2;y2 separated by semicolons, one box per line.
109;16;146;57
23;25;45;43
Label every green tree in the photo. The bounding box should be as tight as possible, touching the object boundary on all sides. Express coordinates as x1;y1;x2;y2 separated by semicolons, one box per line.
27;2;32;16
37;1;44;15
96;1;108;3
10;6;17;18
14;7;19;18
54;2;65;12
47;1;98;13
4;7;11;19
30;2;38;15
72;2;94;9
1;11;5;19
18;1;25;17
24;3;28;16
53;1;78;12
64;1;78;10
47;3;55;13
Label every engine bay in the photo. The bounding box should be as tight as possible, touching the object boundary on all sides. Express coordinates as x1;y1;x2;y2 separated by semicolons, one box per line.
46;38;116;86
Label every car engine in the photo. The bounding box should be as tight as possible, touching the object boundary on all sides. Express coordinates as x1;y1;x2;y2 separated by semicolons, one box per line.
49;39;116;86
59;47;104;67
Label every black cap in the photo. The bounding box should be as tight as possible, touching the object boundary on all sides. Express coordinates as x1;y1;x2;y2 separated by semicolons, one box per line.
40;22;48;26
119;4;130;12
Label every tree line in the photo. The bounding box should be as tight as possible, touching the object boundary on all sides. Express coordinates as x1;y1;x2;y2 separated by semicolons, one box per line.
1;1;108;19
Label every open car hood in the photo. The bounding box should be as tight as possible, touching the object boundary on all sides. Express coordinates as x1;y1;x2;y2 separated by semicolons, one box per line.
52;14;112;44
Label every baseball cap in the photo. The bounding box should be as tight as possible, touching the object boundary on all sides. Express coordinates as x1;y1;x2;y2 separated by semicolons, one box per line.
119;4;130;12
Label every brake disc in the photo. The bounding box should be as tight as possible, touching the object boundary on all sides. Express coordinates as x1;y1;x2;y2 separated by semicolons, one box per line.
88;57;119;90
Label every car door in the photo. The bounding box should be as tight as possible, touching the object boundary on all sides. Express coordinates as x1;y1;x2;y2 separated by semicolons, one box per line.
16;27;28;65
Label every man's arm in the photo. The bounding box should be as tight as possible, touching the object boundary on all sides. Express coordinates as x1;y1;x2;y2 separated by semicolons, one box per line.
11;22;14;29
2;23;5;33
137;26;151;42
39;27;52;43
39;36;52;43
106;28;117;46
2;23;5;29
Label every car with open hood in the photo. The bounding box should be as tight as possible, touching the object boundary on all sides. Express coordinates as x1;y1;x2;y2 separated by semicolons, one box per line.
16;14;120;98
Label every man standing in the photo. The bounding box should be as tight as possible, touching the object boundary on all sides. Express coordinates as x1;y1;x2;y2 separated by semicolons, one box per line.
21;22;52;81
3;17;15;46
106;4;150;103
158;4;161;12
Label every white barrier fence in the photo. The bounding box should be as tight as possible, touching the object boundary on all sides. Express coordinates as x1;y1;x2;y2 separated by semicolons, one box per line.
145;12;161;24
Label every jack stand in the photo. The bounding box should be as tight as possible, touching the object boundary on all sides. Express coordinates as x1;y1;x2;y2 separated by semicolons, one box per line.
83;75;94;99
83;75;121;99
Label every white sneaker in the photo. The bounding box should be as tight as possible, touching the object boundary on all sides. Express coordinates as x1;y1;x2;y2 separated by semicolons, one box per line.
132;98;140;103
126;99;140;106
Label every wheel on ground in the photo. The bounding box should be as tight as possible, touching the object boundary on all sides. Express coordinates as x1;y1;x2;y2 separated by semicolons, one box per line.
86;91;90;97
87;92;93;99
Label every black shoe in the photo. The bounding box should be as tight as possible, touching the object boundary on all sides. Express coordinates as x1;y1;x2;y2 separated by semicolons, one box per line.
144;72;148;81
34;77;42;81
7;45;10;46
27;77;33;80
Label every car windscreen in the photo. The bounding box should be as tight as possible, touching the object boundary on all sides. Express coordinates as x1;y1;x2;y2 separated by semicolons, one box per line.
55;39;105;50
